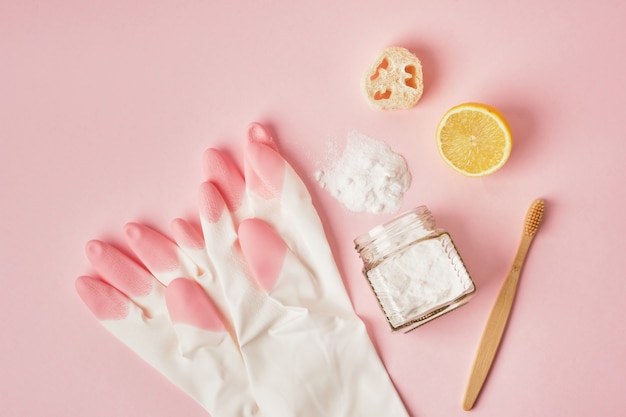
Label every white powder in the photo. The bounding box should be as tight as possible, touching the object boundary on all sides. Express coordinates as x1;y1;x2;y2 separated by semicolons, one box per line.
366;235;474;329
315;131;411;213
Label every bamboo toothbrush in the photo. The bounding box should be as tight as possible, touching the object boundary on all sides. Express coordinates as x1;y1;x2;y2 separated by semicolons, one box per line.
462;198;545;410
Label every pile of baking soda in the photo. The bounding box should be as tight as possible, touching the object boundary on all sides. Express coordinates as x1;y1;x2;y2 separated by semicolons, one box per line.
315;131;411;213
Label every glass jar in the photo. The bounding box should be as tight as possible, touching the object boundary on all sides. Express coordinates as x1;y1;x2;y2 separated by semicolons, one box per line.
354;206;475;332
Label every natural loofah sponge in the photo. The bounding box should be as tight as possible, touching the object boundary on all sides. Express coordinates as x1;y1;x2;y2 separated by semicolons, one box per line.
362;46;424;110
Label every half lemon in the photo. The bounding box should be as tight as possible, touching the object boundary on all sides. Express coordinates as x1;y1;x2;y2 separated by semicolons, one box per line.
436;103;512;177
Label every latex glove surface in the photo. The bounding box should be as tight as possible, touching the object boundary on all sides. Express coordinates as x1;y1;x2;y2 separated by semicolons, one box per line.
199;123;409;417
75;219;261;417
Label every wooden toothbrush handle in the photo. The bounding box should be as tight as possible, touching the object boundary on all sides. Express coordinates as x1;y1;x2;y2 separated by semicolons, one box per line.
462;235;533;410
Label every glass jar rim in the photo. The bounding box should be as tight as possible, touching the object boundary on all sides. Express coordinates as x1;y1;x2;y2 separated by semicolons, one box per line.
354;205;435;250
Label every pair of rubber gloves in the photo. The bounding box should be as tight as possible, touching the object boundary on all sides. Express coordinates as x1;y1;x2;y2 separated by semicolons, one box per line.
76;123;408;416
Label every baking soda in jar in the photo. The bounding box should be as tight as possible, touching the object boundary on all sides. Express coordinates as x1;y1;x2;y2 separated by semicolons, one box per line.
354;206;476;332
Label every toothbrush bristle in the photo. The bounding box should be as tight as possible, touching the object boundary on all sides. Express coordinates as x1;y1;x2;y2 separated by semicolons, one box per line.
524;199;545;236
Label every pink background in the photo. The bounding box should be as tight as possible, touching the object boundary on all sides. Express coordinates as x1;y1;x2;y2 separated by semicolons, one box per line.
2;1;625;415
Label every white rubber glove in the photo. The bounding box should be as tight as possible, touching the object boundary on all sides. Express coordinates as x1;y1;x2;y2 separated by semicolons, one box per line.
198;123;409;417
75;220;261;417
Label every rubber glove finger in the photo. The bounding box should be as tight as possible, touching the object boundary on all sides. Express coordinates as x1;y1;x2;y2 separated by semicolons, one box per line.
247;122;279;151
198;181;238;244
202;148;245;213
244;126;347;301
165;278;228;357
85;239;165;314
75;276;133;321
170;218;208;268
124;222;202;285
239;218;331;308
75;276;168;347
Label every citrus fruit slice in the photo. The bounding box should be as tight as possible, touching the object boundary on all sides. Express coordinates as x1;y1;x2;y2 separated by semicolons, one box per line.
436;103;512;177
